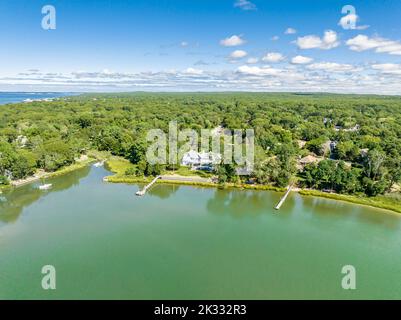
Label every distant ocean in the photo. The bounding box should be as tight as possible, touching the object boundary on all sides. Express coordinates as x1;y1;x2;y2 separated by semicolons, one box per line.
0;92;75;105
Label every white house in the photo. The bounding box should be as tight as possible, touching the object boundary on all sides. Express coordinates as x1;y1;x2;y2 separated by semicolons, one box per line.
181;150;221;168
181;150;200;166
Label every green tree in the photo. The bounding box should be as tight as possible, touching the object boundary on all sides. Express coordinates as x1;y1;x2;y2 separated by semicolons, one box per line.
306;137;327;156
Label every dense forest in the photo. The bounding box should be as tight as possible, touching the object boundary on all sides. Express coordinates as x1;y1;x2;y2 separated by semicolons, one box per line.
1;93;400;198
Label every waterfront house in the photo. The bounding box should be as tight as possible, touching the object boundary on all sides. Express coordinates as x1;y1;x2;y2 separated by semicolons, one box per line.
181;150;221;169
181;150;200;166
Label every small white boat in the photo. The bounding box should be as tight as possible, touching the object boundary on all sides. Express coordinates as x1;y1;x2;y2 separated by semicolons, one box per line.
39;184;52;190
93;160;105;167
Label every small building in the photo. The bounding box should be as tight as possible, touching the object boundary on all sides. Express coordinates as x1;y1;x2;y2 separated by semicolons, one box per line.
16;135;28;148
349;124;360;132
334;125;343;131
330;141;337;152
323;140;337;156
360;148;369;157
297;154;323;171
334;124;360;132
299;155;320;166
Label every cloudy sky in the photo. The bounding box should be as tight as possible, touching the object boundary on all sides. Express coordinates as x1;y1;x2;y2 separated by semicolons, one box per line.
1;0;401;93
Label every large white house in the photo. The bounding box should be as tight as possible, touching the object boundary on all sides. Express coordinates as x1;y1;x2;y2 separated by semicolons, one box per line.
181;150;221;168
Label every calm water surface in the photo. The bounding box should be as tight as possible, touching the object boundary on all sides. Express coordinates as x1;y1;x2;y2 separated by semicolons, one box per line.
1;166;401;299
0;92;73;105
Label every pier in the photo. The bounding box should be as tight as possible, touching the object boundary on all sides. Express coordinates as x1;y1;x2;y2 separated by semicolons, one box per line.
135;176;161;196
274;184;293;210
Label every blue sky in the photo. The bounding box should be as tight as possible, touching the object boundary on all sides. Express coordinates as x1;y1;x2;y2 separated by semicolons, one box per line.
1;0;401;93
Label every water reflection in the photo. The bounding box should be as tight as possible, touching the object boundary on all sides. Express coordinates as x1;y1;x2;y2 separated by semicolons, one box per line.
206;188;279;218
298;194;401;230
148;184;180;199
0;166;90;224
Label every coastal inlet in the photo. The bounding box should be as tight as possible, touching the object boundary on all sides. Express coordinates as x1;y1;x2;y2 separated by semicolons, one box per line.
1;165;401;299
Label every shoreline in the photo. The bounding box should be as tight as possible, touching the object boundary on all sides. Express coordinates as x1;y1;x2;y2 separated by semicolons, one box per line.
2;157;400;215
104;173;286;192
298;190;401;214
2;158;95;189
0;92;79;106
104;172;401;214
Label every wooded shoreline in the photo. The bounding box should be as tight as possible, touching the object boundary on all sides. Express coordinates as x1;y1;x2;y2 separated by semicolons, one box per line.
2;157;399;214
1;93;400;213
104;158;401;214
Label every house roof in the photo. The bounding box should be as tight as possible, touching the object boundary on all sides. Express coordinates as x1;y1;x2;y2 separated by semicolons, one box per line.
299;155;319;164
182;150;222;165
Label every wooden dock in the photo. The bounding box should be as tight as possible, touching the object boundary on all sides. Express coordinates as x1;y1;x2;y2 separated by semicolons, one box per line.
274;184;293;210
136;176;161;196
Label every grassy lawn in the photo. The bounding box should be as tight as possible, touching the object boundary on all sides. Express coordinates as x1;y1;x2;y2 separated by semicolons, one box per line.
299;190;401;214
105;157;136;175
103;157;148;183
167;166;214;178
105;156;214;180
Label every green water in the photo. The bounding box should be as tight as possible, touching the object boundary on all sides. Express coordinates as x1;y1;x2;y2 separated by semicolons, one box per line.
1;166;401;299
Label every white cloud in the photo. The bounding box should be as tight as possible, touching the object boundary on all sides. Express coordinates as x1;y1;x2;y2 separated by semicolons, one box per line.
234;0;257;11
285;28;297;35
262;52;285;63
237;65;282;76
236;65;305;82
291;55;313;64
183;67;204;75
230;50;248;59
346;35;401;55
246;57;259;64
338;14;369;30
371;63;400;71
295;30;340;50
220;35;246;47
271;36;279;41
180;41;189;47
6;63;401;94
371;63;401;75
307;62;357;72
